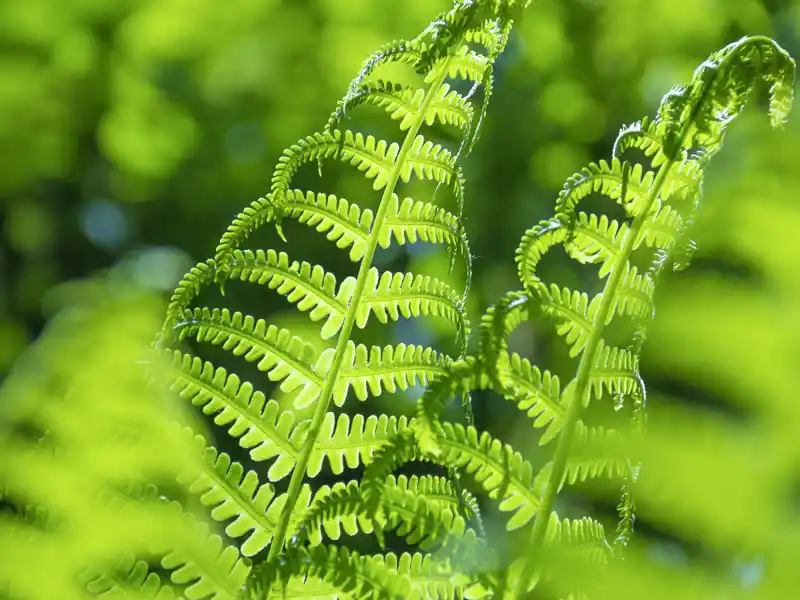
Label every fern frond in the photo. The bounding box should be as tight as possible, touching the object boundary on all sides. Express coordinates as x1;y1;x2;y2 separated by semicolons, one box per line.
83;556;177;600
217;190;373;267
222;250;471;342
158;0;526;590
169;357;409;480
634;202;684;250
375;552;462;600
282;190;373;260
607;265;655;321
225;249;345;337
411;357;487;454
426;44;489;84
588;341;643;402
165;352;300;479
245;545;417;600
545;514;611;565
272;131;395;194
244;574;345;600
514;219;569;290
214;196;283;268
613;117;687;167
158;260;217;345
173;308;324;408
388;422;541;532
427;83;476;133
532;427;628;498
332;342;451;405
158;510;251;600
335;39;427;117
437;423;538;530
178;436;291;557
505;36;795;598
465;19;507;55
268;131;460;201
540;285;598;357
306;413;411;475
327;80;474;135
553;159;651;220
358;267;468;338
657;36;795;146
380;194;469;257
499;353;565;444
298;478;467;550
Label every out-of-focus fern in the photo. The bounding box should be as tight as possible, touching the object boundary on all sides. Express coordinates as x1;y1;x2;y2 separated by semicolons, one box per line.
365;35;794;599
0;283;209;600
154;1;530;598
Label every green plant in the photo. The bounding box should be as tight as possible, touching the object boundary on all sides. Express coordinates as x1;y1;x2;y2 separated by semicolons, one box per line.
0;1;796;600
154;0;531;597
349;32;795;599
0;283;208;600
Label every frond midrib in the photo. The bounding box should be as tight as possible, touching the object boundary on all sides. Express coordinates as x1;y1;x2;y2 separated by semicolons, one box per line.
267;50;462;564
513;56;728;598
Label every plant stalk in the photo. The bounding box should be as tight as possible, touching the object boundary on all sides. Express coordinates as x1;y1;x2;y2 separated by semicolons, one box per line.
264;56;457;571
510;64;722;599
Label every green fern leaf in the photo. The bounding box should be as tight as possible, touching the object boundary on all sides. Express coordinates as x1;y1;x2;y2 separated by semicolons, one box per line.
177;436;293;557
359;268;467;336
426;44;489;84
305;412;411;475
544;514;611;565
327;80;474;135
588;341;643;401
223;249;347;339
283;190;373;261
380;194;469;257
245;545;417;600
532;426;628;499
332;342;451;405
373;552;462;600
83;556;178;600
362;421;540;533
157;0;527;589
173;308;325;408
298;477;467;550
497;36;796;598
269;130;460;200
158;509;251;600
164;352;300;479
432;423;539;530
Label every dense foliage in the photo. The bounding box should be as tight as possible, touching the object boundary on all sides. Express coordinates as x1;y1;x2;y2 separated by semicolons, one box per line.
1;1;799;600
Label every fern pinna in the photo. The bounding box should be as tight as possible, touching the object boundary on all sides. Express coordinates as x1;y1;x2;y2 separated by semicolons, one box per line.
154;1;531;599
361;35;795;599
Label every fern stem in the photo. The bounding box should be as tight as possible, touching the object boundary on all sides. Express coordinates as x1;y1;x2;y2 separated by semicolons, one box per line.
265;56;457;570
511;73;720;599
